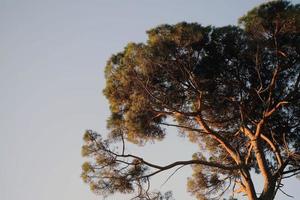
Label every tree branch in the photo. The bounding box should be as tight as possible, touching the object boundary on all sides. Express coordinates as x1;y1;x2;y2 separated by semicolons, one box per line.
158;122;205;134
264;101;289;118
195;115;240;163
260;133;283;167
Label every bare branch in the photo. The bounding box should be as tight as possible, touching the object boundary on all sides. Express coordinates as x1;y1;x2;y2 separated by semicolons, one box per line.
264;101;289;118
260;134;283;167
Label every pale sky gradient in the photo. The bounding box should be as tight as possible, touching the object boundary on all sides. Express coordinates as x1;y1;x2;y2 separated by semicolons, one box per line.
1;1;299;200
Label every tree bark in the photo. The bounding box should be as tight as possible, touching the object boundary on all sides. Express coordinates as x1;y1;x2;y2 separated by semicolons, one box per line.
241;169;258;200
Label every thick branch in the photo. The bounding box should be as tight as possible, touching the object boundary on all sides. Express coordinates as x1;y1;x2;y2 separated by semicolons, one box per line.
195;115;240;163
110;150;242;171
142;159;243;180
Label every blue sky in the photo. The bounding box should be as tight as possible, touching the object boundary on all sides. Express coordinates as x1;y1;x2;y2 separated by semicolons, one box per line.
1;1;299;200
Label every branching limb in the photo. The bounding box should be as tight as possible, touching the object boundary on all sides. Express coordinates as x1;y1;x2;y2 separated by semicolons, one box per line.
195;115;240;163
260;133;283;167
264;101;289;118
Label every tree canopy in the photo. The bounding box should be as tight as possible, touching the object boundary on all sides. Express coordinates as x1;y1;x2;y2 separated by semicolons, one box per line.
81;1;300;200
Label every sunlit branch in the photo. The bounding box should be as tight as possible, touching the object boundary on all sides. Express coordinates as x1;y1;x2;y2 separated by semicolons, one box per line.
260;134;283;167
195;115;239;163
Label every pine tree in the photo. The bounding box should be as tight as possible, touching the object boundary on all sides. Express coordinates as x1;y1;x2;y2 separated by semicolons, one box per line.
81;1;300;199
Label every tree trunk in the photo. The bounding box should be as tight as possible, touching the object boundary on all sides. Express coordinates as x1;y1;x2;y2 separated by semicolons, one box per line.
258;178;276;200
252;140;276;200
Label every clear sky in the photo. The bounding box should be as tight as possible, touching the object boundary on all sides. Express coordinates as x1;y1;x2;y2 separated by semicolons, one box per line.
1;1;299;200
